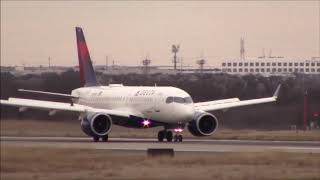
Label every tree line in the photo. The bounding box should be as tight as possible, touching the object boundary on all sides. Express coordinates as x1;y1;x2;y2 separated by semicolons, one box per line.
1;70;319;129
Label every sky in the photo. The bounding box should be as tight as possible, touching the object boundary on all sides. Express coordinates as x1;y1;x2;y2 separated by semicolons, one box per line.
1;1;319;67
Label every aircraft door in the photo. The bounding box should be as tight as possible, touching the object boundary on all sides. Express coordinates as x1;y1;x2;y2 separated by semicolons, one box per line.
153;95;161;113
152;92;167;121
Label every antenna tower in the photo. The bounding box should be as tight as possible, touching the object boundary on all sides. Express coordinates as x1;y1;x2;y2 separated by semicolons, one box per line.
142;56;151;74
196;58;206;73
268;49;272;58
48;56;51;69
240;38;245;60
105;56;108;71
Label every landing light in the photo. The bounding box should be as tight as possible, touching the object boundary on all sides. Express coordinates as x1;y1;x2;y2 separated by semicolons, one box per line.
174;128;183;133
142;119;151;127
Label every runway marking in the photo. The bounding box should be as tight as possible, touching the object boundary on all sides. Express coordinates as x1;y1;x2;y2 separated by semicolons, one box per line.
2;136;319;145
1;136;320;153
4;136;318;143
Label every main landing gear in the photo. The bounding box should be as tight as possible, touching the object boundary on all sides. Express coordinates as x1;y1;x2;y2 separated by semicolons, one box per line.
93;135;109;142
158;130;183;142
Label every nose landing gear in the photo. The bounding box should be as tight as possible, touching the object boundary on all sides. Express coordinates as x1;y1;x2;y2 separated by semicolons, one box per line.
92;135;108;142
174;134;183;142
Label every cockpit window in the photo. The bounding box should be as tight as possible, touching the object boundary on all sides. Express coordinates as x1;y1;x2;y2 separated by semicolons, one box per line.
184;97;193;104
166;96;193;104
174;97;185;103
166;96;174;103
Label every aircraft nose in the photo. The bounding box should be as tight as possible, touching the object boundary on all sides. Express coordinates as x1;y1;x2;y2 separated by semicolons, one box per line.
174;105;194;122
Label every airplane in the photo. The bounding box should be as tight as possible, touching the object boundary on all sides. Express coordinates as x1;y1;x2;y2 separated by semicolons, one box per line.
0;27;281;142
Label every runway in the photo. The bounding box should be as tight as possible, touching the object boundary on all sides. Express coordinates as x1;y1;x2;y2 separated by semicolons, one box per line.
1;136;320;153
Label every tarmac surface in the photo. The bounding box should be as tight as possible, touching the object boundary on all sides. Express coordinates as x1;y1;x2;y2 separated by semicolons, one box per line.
1;136;320;153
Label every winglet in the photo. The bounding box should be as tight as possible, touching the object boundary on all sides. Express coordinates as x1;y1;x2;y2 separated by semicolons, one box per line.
273;84;281;98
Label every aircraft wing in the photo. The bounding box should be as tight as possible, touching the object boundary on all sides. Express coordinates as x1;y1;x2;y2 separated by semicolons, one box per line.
18;89;78;99
194;98;240;108
0;98;131;118
194;84;281;112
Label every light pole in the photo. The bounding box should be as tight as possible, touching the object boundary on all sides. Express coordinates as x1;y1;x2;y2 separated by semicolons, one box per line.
172;44;180;70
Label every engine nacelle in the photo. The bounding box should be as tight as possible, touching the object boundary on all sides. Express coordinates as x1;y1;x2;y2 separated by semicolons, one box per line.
187;111;218;137
81;113;112;137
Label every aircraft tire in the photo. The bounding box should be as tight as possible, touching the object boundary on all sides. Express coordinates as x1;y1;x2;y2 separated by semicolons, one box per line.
93;136;99;142
166;131;173;142
101;135;108;142
174;134;178;142
158;131;165;142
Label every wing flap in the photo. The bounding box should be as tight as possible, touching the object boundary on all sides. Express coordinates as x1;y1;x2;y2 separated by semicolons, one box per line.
194;98;240;108
18;89;78;99
1;98;85;112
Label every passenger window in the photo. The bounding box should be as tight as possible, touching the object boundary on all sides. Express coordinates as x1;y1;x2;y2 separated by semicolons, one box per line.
166;97;174;103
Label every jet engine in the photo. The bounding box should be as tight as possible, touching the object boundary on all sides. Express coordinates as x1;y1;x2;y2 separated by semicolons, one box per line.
81;113;112;137
187;111;218;136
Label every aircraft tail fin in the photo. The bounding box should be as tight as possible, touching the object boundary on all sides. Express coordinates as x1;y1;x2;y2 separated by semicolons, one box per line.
75;27;99;87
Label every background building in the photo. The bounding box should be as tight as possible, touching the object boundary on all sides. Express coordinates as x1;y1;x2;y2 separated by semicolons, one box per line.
221;57;320;75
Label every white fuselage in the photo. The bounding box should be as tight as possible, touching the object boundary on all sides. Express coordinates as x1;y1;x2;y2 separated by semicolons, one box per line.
71;84;195;123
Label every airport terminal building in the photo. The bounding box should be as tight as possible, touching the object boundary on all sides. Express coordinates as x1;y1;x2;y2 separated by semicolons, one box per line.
221;57;320;75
